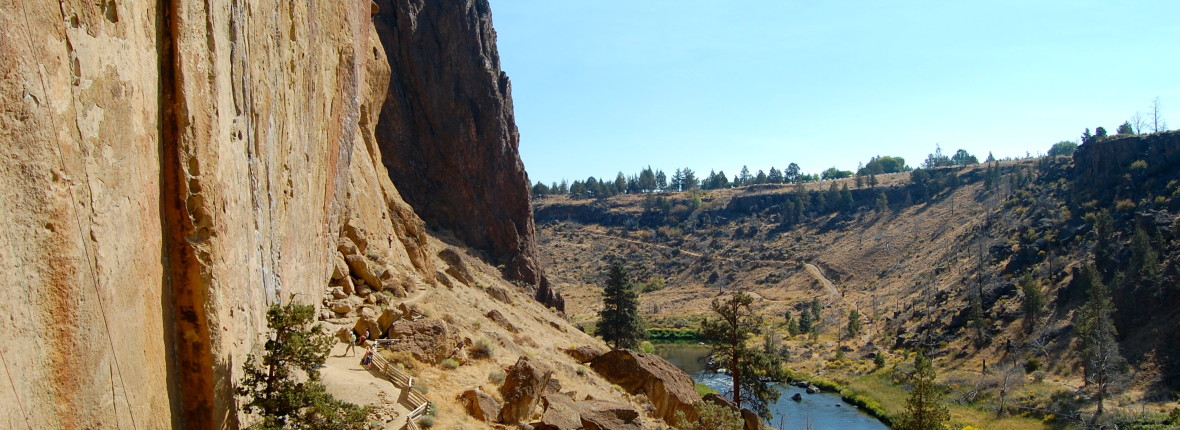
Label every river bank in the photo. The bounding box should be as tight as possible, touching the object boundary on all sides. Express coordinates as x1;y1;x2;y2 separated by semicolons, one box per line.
653;343;890;430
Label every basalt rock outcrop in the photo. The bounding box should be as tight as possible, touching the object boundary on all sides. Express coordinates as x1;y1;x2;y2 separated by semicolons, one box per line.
371;0;563;312
499;356;554;424
0;1;553;429
459;388;502;423
589;349;700;424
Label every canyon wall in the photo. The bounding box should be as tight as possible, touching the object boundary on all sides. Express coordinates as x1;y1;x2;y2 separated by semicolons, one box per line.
372;0;563;311
0;0;527;428
1;2;173;428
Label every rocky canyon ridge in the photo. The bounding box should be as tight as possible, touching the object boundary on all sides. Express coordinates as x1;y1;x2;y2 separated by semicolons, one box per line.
0;1;563;428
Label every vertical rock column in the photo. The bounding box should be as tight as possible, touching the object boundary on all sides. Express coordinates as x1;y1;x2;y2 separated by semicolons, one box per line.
371;0;563;311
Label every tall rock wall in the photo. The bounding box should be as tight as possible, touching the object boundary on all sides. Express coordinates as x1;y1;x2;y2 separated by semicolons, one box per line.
372;0;563;311
1;3;173;428
0;1;435;428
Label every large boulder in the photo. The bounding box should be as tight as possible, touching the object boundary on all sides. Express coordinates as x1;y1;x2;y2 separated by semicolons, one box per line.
575;400;642;430
533;394;582;430
589;349;699;424
384;318;452;362
740;408;763;430
344;254;383;290
563;345;603;363
485;309;518;333
352;318;382;341
498;356;554;424
376;307;403;332
458;388;500;422
438;248;476;285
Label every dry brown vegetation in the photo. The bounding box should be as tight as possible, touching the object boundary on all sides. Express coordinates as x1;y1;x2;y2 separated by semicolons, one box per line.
536;152;1180;427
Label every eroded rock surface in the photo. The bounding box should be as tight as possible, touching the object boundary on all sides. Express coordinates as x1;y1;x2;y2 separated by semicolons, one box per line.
499;356;554;424
384;318;453;363
576;400;643;430
589;349;700;424
459;388;501;423
0;1;563;428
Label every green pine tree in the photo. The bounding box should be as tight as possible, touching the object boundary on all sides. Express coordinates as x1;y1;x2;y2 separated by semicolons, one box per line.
597;262;645;350
237;300;370;429
797;308;813;334
896;352;950;430
1074;261;1127;420
1019;274;1045;333
701;291;787;420
846;309;862;338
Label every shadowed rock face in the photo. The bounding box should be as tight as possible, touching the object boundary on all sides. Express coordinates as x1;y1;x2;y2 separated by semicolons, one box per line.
372;0;564;311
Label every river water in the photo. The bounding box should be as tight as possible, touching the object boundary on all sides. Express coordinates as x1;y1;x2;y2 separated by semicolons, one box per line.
654;344;890;430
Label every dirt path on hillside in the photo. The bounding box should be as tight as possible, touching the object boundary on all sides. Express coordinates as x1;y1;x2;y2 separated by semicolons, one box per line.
577;230;801;267
321;343;411;428
804;263;840;301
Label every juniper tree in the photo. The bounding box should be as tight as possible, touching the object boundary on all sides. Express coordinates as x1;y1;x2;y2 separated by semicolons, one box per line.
597;262;645;350
1019;274;1045;333
701;291;787;420
846;309;862;338
237;300;369;429
896;351;950;430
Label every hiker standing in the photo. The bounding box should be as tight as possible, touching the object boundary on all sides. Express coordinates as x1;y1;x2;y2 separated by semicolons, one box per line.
344;330;358;356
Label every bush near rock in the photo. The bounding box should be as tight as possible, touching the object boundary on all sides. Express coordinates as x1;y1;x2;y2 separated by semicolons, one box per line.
701;393;762;430
588;349;699;424
498;356;554;424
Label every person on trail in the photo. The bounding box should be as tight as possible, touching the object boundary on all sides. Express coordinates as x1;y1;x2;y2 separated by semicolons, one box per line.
357;329;368;349
344;330;358;357
361;344;375;368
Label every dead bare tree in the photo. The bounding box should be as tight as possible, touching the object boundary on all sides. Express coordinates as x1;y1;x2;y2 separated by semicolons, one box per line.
1131;112;1147;134
1151;97;1167;133
996;346;1025;418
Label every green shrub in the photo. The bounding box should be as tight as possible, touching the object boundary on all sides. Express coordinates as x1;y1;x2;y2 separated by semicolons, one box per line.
646;327;702;342
1024;358;1041;374
874;354;886;369
412;380;429;394
417;415;435;428
488;369;506;384
695;383;717;396
469;338;494;359
639;341;654;354
439;358;459;370
674;401;743;430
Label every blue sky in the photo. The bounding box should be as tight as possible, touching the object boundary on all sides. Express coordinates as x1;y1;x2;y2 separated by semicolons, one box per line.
493;1;1179;185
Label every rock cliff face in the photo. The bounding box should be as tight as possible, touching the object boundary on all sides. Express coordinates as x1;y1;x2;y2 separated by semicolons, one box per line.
0;1;545;428
1073;130;1180;193
372;0;563;311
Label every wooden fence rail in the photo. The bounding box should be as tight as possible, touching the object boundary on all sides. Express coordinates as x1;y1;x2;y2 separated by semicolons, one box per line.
368;351;431;430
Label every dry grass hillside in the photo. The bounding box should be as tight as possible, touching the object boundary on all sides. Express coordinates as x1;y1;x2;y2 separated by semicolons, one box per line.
536;134;1180;428
320;232;670;429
